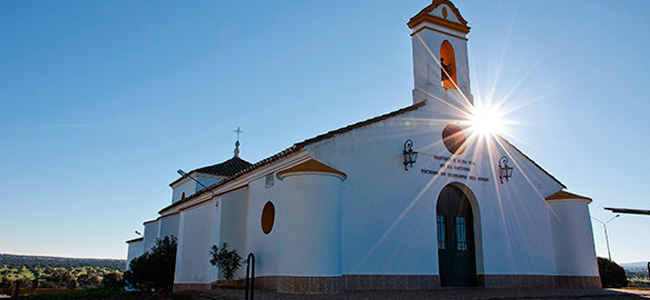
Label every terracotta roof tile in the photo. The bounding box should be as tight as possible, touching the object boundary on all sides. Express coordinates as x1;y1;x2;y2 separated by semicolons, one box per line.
169;157;252;187
546;190;591;202
193;157;252;177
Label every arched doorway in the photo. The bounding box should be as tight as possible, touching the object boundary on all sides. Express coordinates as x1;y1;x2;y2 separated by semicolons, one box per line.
436;184;477;287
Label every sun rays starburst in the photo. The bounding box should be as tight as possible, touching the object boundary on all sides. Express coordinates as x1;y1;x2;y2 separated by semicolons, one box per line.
468;104;507;136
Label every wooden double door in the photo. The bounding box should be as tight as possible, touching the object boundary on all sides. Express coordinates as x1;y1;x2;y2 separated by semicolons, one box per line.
436;185;477;287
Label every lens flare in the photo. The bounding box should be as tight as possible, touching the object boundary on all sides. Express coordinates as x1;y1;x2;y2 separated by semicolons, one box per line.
469;105;505;135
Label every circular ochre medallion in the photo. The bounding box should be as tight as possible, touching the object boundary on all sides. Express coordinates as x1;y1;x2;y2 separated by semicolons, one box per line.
442;124;466;154
261;201;275;235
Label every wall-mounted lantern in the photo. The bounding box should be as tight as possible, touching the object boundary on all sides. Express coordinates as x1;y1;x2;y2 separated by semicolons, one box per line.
498;156;513;183
403;139;419;171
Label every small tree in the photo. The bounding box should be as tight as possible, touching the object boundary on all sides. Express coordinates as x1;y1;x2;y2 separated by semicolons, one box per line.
46;270;75;289
100;272;124;288
124;236;177;291
598;257;628;288
209;242;242;280
76;274;101;289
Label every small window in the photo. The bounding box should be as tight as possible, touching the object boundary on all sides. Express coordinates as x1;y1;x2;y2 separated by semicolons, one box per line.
265;174;274;188
261;201;275;235
442;124;466;155
437;215;446;250
455;216;468;251
181;192;185;200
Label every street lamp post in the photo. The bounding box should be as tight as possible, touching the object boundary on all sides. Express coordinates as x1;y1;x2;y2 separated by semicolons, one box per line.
592;214;620;262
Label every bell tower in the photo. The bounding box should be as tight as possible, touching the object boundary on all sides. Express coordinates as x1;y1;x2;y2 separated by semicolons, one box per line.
409;0;473;108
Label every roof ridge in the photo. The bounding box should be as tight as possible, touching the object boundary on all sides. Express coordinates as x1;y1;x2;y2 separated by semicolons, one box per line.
295;101;427;148
159;101;426;214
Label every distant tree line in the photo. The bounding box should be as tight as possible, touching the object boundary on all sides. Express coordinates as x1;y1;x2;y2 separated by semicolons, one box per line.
0;254;125;290
0;254;125;271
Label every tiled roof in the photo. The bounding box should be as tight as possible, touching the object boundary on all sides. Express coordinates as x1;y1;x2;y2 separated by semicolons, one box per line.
194;157;252;177
159;100;566;214
169;156;252;187
159;101;427;214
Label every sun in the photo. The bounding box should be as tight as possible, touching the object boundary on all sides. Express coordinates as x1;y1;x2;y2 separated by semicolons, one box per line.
469;105;506;136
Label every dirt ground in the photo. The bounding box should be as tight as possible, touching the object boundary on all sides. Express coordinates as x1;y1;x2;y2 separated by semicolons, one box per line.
206;288;650;300
10;288;650;300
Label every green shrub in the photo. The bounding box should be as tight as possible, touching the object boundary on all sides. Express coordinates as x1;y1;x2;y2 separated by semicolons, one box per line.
76;274;101;289
45;270;75;288
209;242;242;280
100;272;123;288
124;236;177;291
598;257;628;288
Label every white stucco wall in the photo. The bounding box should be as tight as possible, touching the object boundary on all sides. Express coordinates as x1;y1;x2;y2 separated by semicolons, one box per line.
174;199;220;284
218;187;249;280
306;104;564;277
172;179;196;204
244;176;282;278
171;174;225;203
143;220;160;252
167;102;575;282
412;23;472;105
548;199;599;276
126;240;144;270
159;1;598;283
159;213;180;239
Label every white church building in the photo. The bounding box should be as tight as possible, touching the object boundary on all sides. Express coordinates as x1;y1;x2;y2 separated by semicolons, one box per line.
126;0;600;294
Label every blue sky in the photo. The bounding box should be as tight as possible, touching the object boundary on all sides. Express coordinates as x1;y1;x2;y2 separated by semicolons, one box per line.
1;0;649;262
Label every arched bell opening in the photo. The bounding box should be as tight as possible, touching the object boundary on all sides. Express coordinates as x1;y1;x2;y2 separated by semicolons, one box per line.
440;40;457;89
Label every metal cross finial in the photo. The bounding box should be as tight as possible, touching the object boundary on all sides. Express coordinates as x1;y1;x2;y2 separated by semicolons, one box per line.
234;126;243;158
234;126;243;142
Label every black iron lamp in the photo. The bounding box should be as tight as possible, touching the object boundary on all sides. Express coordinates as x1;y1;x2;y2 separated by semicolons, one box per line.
403;139;419;171
498;156;513;183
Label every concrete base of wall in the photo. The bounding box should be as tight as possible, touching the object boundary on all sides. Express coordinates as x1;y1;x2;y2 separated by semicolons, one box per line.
256;275;440;294
478;275;601;289
343;275;440;291
172;283;211;292
173;274;600;294
278;276;343;294
554;276;601;289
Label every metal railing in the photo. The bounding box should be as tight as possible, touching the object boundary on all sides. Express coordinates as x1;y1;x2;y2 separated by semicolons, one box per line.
245;253;255;300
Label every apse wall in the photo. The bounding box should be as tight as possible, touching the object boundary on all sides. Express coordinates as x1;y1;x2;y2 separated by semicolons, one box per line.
548;199;599;277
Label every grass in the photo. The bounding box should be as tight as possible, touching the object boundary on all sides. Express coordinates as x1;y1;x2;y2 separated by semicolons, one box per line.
20;288;129;298
16;288;234;300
